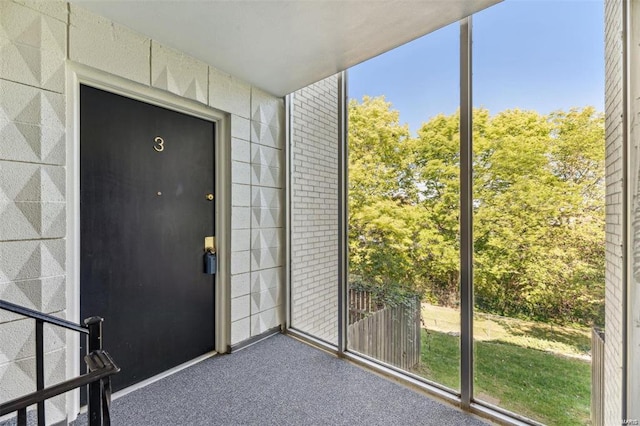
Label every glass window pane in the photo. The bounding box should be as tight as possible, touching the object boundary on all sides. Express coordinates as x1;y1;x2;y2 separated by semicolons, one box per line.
347;22;460;389
472;2;605;424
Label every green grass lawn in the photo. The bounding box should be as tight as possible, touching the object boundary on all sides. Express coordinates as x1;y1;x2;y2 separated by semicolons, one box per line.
422;303;592;358
414;330;591;425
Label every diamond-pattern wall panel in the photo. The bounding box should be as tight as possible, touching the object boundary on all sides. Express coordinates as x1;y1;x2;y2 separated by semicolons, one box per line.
0;2;66;93
251;87;285;130
251;207;281;229
251;144;281;168
0;202;41;240
0;2;68;412
251;187;282;210
250;186;283;271
0;162;65;202
0;348;67;423
251;229;281;251
251;268;281;294
250;120;283;149
43;348;67;423
152;42;208;104
0;353;35;402
0;240;65;284
250;286;279;314
250;307;278;336
0;276;65;323
0;317;65;364
0;80;65;165
250;247;282;271
250;88;284;150
251;164;282;189
245;87;285;340
0;162;66;239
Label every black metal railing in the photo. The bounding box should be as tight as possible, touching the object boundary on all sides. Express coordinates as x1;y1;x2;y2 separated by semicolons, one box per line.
0;300;120;426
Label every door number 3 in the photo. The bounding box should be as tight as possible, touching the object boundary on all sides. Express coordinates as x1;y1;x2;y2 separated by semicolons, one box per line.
154;136;165;152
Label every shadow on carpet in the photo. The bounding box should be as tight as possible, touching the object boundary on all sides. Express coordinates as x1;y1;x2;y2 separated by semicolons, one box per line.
72;334;487;425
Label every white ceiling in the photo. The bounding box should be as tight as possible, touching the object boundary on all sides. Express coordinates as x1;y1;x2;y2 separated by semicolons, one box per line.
73;0;500;97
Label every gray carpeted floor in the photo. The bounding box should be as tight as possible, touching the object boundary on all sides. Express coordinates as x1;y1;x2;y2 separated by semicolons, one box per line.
71;334;487;425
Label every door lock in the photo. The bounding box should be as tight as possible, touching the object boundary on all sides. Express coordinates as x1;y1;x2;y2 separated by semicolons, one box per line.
204;236;215;253
206;193;214;201
203;251;217;274
203;236;216;275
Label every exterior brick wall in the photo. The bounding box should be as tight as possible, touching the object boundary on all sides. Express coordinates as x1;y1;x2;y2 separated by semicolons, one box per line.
290;75;340;344
629;0;640;421
604;0;625;423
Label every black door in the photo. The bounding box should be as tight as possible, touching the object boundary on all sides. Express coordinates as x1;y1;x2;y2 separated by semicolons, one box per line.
80;85;215;394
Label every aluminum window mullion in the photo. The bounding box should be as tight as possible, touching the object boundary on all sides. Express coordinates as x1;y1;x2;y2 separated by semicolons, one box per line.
285;93;293;332
338;71;349;354
459;16;474;409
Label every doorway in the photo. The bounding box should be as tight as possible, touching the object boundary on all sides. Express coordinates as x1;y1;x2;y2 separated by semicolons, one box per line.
79;85;216;393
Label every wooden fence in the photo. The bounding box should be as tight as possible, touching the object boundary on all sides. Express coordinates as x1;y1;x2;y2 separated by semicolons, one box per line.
347;294;421;370
591;327;605;426
349;288;383;323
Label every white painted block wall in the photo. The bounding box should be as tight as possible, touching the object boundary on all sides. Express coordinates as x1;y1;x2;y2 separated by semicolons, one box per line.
604;0;624;424
0;1;285;421
0;1;68;421
628;0;640;421
290;75;339;343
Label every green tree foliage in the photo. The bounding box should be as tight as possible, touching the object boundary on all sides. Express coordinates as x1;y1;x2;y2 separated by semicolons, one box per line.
348;97;604;326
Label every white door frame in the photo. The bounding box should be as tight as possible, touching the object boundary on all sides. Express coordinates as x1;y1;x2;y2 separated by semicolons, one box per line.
65;62;231;421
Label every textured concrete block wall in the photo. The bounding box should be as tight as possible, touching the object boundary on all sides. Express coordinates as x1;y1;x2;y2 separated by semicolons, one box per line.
68;3;286;346
604;0;624;423
290;75;339;344
1;1;285;419
0;0;68;421
69;3;285;347
229;87;285;344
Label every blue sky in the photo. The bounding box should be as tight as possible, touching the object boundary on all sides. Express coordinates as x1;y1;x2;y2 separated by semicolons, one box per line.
347;0;605;135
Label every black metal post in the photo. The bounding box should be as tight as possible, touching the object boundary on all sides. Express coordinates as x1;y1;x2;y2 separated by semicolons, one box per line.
85;317;103;426
35;319;45;426
17;407;27;426
101;376;113;425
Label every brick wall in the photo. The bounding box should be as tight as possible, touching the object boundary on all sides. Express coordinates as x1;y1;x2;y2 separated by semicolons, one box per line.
290;75;340;344
629;0;640;420
0;1;285;421
604;0;624;423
